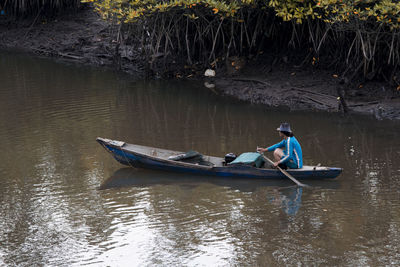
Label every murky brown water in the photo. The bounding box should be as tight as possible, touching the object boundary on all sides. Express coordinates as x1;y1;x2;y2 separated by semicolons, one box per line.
1;51;400;266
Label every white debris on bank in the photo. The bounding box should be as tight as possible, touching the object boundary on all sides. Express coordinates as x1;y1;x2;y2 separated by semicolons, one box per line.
204;69;215;77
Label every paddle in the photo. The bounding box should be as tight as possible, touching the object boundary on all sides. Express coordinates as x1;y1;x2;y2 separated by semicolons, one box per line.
258;151;309;187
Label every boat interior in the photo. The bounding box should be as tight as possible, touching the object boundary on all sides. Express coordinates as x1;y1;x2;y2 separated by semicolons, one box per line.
121;142;331;171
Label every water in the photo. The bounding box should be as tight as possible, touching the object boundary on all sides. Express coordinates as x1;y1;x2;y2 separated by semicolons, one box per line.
0;51;400;266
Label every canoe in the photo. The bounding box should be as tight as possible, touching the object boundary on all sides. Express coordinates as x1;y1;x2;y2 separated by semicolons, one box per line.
96;137;342;179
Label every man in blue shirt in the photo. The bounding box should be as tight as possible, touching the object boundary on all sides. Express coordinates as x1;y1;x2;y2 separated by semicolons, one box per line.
257;122;303;169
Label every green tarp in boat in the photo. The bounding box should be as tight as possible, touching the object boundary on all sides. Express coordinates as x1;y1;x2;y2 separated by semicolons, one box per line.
229;152;265;168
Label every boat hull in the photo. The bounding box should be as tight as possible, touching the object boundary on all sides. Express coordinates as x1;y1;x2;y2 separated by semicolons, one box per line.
97;138;342;179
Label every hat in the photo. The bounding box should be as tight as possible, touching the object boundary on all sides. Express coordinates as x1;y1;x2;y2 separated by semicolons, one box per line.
277;122;292;133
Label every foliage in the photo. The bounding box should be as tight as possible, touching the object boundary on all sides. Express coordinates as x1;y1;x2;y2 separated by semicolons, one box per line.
270;0;400;29
82;0;252;22
86;0;400;29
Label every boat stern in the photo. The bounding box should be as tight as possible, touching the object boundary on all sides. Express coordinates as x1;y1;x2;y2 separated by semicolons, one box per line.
96;137;131;166
96;137;108;146
97;137;125;147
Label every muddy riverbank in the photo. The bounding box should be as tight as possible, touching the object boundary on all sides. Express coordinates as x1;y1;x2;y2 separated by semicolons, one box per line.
1;8;399;120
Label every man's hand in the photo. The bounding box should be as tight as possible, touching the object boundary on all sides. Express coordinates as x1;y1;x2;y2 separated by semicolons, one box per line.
273;161;280;167
257;147;266;153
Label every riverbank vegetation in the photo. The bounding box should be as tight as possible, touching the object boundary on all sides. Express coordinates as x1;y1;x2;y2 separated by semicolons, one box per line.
79;0;400;90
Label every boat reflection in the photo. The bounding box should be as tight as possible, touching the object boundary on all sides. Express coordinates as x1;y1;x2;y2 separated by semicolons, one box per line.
100;168;340;217
100;167;340;193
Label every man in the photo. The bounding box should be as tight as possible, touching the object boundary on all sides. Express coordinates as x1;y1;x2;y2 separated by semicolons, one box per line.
257;122;303;169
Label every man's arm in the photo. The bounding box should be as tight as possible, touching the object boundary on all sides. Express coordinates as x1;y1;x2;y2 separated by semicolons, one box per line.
267;140;285;152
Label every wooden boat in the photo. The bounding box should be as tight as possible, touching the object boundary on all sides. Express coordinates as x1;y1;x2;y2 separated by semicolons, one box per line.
97;137;342;179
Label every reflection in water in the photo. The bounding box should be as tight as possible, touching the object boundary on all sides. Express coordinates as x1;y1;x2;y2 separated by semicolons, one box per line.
103;167;305;216
0;51;400;266
100;168;340;192
100;168;295;190
269;187;303;216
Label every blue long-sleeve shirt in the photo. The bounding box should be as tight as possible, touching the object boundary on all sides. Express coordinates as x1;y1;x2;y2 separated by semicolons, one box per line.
267;136;303;168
